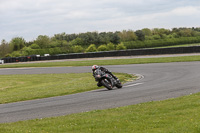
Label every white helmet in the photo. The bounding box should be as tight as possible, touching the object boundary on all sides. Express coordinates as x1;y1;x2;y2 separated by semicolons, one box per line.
92;65;99;71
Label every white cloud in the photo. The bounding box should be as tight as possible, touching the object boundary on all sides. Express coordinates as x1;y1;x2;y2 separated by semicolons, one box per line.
171;6;200;16
0;0;200;41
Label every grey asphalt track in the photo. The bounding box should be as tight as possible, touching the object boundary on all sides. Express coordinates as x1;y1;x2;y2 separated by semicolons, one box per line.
0;61;200;123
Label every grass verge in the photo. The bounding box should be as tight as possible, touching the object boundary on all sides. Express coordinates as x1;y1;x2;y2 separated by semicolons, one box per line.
0;73;136;104
0;55;200;68
0;92;200;133
153;43;200;48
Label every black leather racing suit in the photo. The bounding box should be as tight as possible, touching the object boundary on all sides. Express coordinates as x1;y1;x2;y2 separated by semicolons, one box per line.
93;67;118;87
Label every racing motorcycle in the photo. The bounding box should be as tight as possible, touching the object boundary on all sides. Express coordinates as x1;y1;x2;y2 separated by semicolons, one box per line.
93;69;122;90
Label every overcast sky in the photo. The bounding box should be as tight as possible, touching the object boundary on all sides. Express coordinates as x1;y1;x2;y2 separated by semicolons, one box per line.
0;0;200;42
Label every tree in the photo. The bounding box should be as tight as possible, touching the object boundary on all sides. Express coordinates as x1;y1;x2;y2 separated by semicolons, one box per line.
152;28;170;36
70;37;84;46
135;30;145;41
179;28;195;37
110;32;121;44
54;32;66;40
78;32;96;45
0;39;10;57
118;30;126;41
35;35;50;48
142;28;152;36
10;37;25;51
118;30;137;42
99;32;110;44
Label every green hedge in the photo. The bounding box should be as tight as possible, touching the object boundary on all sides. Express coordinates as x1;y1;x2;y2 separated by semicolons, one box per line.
124;37;200;49
8;36;200;57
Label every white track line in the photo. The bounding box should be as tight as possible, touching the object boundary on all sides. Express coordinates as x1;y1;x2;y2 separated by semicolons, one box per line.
124;83;143;88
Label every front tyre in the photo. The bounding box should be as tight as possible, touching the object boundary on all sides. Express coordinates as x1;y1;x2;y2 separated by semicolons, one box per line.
116;82;122;88
115;80;122;88
101;78;113;90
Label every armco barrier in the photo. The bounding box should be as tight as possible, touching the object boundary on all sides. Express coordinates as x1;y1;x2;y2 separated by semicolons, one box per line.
1;46;200;63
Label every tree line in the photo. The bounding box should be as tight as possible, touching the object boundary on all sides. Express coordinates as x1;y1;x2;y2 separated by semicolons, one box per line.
1;27;200;58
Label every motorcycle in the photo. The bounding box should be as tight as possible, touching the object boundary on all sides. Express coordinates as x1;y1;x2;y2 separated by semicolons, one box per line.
93;69;122;90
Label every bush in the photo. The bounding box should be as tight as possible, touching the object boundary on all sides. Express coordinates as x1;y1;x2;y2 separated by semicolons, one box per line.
5;54;12;57
49;41;61;48
107;43;115;51
86;44;97;52
21;47;33;56
152;35;161;40
30;43;40;49
123;36;200;49
49;47;62;55
72;45;84;53
97;45;108;51
10;51;22;57
116;43;126;50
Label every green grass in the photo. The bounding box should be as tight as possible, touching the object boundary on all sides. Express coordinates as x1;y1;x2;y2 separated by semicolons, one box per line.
0;92;200;133
153;43;200;48
0;73;135;104
1;55;200;68
1;55;200;132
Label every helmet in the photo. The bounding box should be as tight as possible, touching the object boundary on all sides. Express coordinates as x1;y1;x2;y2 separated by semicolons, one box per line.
92;65;99;71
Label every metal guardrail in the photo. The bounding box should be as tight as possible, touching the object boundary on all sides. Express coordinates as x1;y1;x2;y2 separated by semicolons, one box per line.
1;46;200;63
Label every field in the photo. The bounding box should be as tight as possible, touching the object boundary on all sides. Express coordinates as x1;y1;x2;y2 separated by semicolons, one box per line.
1;55;200;68
0;92;200;133
0;73;135;104
153;43;200;48
0;55;200;132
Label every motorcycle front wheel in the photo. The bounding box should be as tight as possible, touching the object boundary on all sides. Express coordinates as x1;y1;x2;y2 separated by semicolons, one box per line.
116;82;122;88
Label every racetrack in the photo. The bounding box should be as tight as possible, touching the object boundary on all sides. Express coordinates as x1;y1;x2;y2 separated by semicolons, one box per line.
0;61;200;123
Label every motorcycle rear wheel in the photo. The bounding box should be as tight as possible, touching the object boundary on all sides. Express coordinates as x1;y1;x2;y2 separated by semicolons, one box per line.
101;78;113;90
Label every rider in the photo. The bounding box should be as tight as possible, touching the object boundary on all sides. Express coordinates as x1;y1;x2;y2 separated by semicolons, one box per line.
92;65;119;87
